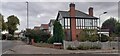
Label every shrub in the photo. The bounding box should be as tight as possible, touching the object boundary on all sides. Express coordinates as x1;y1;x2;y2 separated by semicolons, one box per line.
77;45;101;50
99;34;109;42
90;46;101;49
67;45;77;50
47;36;54;44
77;45;90;50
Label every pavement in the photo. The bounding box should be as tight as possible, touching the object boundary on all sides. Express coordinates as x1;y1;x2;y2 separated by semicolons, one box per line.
2;40;119;55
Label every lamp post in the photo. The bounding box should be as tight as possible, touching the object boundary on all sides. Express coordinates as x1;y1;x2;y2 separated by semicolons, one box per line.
99;12;107;41
26;1;29;28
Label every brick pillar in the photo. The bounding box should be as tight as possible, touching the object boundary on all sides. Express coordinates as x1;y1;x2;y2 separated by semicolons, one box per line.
31;39;34;45
70;3;76;41
89;7;93;16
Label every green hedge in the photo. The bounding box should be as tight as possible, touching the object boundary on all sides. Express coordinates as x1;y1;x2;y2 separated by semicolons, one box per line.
67;45;77;50
67;45;101;50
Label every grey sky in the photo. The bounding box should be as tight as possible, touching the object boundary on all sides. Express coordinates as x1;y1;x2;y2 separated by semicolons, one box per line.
0;2;118;32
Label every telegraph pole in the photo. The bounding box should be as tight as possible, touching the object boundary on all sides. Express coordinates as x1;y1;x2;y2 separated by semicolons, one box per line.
26;1;29;28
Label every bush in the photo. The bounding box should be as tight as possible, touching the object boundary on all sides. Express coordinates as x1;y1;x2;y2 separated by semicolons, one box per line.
47;36;54;44
90;46;101;49
99;34;109;42
77;45;90;50
89;34;99;42
77;45;101;50
67;45;77;50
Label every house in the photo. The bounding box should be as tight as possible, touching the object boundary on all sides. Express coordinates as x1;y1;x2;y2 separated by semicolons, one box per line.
98;29;109;37
48;19;55;36
56;3;99;41
34;26;40;30
40;24;49;33
14;32;21;40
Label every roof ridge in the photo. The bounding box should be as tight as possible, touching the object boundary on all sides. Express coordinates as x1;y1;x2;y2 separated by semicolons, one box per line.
75;10;89;15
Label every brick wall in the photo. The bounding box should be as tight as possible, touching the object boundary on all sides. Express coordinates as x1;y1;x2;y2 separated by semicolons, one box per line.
70;3;76;41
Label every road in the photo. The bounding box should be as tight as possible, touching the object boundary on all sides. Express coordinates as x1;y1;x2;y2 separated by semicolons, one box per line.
0;40;16;54
1;40;120;56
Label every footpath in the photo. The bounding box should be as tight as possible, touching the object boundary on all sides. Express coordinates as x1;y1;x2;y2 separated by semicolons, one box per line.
3;41;119;54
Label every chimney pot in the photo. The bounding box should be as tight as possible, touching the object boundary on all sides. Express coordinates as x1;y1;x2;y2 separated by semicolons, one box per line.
70;3;75;7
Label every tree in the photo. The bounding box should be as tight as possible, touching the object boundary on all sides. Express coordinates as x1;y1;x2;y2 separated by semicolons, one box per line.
0;14;7;31
101;17;117;35
6;15;20;36
115;21;120;37
0;14;2;29
25;29;50;43
48;20;65;43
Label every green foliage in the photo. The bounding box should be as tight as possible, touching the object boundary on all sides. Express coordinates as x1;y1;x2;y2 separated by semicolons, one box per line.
47;36;54;44
89;45;101;49
77;45;101;50
0;14;3;29
67;45;77;50
101;17;118;36
77;29;87;42
89;34;99;42
67;45;101;50
77;45;90;50
50;20;65;43
7;15;20;35
99;34;109;42
25;29;50;43
0;14;7;31
115;22;120;37
77;29;98;42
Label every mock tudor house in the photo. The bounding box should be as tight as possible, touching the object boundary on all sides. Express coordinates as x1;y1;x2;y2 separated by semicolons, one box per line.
56;3;99;41
48;19;55;36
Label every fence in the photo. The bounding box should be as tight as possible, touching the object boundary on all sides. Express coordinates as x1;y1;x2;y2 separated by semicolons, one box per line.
63;40;118;50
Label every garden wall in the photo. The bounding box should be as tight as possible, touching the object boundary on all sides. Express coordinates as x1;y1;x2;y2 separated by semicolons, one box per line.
63;40;118;50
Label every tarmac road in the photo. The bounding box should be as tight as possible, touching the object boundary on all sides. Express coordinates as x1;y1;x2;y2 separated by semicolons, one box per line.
1;40;16;54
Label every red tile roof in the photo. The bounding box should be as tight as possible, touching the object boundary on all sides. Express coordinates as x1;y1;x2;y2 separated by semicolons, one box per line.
40;24;49;29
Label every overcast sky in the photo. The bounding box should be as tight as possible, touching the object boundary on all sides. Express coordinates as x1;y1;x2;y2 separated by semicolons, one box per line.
0;1;119;32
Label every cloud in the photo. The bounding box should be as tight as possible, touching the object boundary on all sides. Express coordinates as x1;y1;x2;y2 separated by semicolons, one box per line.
1;2;118;31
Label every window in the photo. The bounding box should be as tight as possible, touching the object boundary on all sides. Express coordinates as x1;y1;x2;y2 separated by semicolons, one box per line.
64;18;70;29
85;19;93;27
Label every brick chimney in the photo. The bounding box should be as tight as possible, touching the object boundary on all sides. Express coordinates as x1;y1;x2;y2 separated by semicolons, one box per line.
69;3;76;41
89;7;93;16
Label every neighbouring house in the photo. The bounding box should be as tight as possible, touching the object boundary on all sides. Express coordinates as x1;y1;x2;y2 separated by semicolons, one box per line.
56;3;99;41
34;26;40;30
40;24;49;33
19;31;26;39
14;32;21;39
48;19;55;36
98;29;109;37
